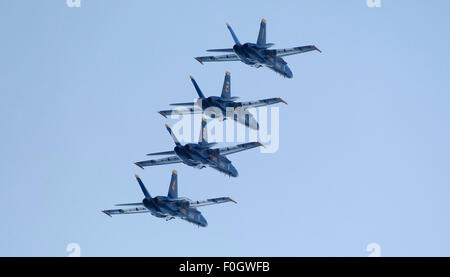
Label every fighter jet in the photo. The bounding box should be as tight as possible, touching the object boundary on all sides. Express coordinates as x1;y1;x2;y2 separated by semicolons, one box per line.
194;19;321;78
134;118;263;177
102;171;236;227
158;72;287;130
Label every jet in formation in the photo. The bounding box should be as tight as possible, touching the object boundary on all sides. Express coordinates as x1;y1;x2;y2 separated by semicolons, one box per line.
158;72;287;130
135;118;263;177
102;172;236;227
194;19;321;78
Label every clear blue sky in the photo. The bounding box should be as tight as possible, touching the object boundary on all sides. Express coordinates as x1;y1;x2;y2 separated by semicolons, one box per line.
1;1;449;256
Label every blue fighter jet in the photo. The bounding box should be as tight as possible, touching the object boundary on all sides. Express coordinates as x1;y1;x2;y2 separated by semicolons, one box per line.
194;19;321;78
134;118;263;177
158;72;287;130
102;171;236;227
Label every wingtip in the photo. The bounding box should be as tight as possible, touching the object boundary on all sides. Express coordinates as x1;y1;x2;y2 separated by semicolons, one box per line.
194;57;203;65
102;210;112;217
261;18;266;24
226;22;230;27
134;163;144;170
313;45;322;53
279;98;288;105
228;197;237;204
202;117;207;122
189;75;195;80
257;141;266;148
172;169;178;175
225;71;230;76
158;111;168;118
165;123;170;128
134;173;140;178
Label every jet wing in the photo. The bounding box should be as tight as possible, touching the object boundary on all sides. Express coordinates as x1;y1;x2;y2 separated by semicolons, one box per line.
216;142;263;156
189;197;237;208
135;156;182;169
239;97;287;109
158;107;202;118
194;54;240;64
102;206;149;217
275;45;321;57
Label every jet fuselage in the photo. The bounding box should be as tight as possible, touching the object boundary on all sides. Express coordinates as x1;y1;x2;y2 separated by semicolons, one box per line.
195;97;259;130
232;43;293;78
173;144;239;177
142;197;207;227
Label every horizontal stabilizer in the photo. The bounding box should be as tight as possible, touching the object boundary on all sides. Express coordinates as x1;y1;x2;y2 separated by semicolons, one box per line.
256;43;275;49
115;202;144;206
159;107;202;118
207;48;234;52
223;96;239;101
169;102;195;106
146;150;176;156
102;207;148;217
194;54;240;64
197;142;217;148
135;156;182;169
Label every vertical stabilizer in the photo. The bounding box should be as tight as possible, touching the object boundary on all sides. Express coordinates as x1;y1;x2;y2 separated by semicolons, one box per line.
221;71;231;99
226;23;241;45
135;174;151;199
167;170;178;199
198;117;208;145
190;76;206;99
165;124;181;146
257;19;267;46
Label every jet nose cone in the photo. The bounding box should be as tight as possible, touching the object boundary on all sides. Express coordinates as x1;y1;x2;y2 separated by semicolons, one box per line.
285;67;293;78
224;163;239;177
231;169;239;178
233;164;239;177
200;216;208;227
